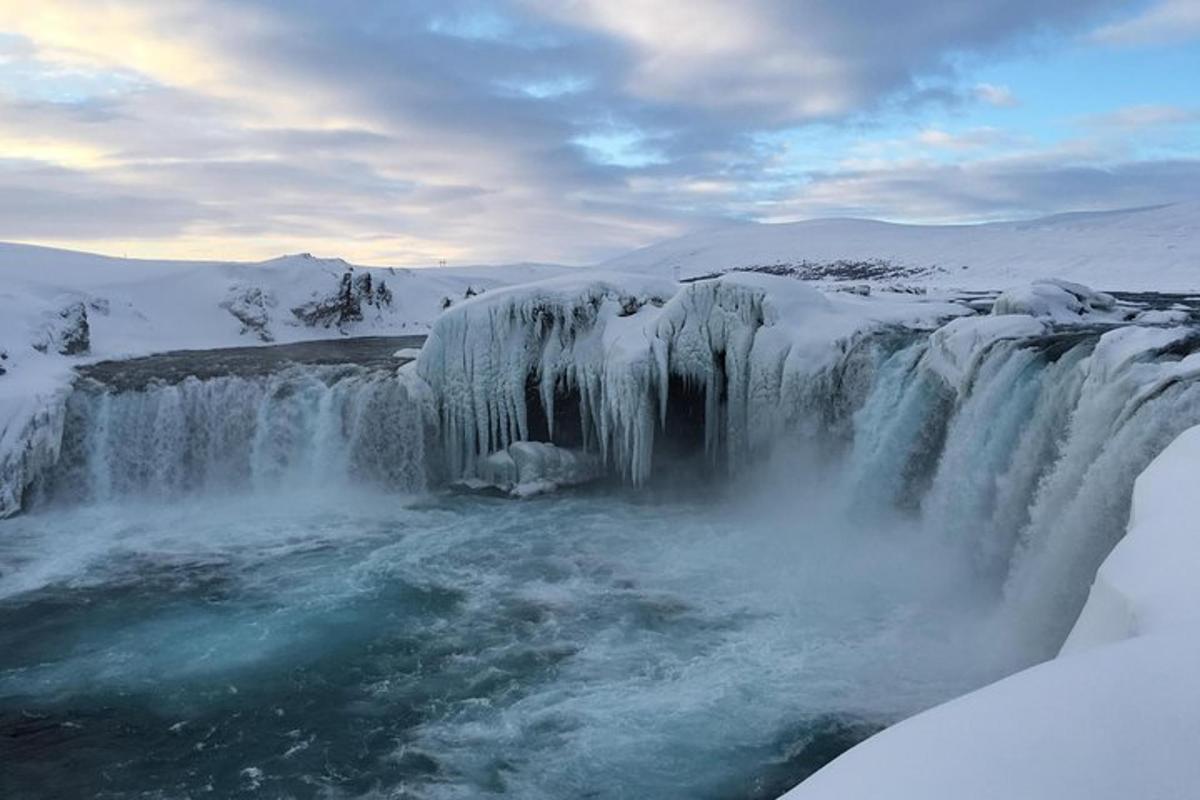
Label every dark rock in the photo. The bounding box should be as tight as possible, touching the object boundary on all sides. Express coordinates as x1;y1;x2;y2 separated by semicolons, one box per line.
41;302;90;355
376;279;393;306
291;269;377;331
353;271;374;305
220;286;275;342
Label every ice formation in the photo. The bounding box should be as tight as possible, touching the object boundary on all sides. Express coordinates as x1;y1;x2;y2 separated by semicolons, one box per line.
991;278;1117;322
471;441;604;497
415;271;960;484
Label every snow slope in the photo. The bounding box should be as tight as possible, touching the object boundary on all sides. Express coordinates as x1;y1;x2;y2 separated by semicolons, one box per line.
601;202;1200;291
782;425;1200;800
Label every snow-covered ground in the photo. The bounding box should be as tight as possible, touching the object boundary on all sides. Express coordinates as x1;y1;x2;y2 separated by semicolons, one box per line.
602;201;1200;291
784;424;1200;800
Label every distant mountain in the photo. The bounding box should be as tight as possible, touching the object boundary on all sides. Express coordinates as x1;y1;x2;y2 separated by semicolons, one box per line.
599;202;1200;291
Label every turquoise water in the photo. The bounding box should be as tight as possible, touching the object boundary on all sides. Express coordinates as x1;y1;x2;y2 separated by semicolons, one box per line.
0;484;1004;799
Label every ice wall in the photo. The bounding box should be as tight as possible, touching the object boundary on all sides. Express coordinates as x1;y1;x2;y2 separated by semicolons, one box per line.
0;385;70;517
416;272;943;484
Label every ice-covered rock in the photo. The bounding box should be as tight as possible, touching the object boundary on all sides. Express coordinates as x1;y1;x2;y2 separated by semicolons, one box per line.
923;314;1046;393
32;300;91;356
472;441;603;497
415;273;675;483
991;278;1117;322
415;271;957;484
0;382;69;518
1134;308;1191;325
221;286;276;341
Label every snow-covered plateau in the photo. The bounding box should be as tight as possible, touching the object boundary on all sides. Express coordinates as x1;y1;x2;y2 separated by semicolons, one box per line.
603;200;1200;291
2;204;1200;798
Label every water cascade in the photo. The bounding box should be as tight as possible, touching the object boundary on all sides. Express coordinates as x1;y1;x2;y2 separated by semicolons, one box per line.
4;275;1200;799
29;362;433;508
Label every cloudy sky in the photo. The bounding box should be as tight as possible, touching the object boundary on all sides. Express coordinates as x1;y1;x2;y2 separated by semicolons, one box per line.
1;1;1198;265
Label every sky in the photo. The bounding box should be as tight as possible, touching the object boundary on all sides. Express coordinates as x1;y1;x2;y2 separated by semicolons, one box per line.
0;0;1198;266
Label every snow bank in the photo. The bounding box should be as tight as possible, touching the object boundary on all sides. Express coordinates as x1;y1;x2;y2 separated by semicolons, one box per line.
781;424;1200;800
1063;424;1200;651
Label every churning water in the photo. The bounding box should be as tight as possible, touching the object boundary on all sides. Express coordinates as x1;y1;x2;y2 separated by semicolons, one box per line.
3;319;1200;799
0;485;1006;800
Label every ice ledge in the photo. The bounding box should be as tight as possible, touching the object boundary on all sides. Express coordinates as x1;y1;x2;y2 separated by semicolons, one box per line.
455;441;604;498
779;424;1200;800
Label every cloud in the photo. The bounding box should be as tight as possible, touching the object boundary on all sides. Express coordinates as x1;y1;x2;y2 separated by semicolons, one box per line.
1090;0;1200;45
0;159;210;238
758;151;1200;224
522;0;1122;122
916;127;1021;150
974;83;1019;108
1080;104;1200;130
0;0;1190;264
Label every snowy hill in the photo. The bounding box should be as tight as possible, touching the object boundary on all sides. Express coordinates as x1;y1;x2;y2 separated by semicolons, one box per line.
600;202;1200;291
0;241;573;370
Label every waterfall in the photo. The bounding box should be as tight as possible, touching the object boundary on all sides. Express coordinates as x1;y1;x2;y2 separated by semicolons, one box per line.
834;325;1200;656
30;364;434;507
8;274;1200;661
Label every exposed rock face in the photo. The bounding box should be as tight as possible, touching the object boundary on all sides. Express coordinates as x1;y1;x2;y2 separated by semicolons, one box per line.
221;286;277;342
32;302;90;356
291;269;392;331
58;303;91;355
